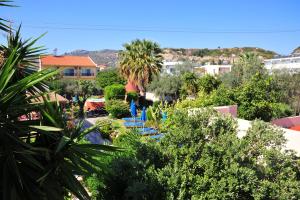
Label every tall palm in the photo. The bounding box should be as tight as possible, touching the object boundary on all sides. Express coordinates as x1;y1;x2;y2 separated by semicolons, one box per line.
119;39;163;96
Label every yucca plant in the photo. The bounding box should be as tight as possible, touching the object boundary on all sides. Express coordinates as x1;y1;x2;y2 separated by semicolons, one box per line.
0;3;117;199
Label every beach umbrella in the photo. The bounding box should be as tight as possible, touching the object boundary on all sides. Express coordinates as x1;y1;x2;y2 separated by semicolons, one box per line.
140;106;147;121
130;100;137;117
162;112;167;122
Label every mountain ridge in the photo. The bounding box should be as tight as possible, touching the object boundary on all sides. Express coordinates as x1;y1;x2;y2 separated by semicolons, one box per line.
64;47;281;67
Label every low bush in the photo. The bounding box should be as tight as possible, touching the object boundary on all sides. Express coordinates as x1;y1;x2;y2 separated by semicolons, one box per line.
104;84;125;101
105;100;130;118
271;103;293;119
96;119;113;139
126;92;139;102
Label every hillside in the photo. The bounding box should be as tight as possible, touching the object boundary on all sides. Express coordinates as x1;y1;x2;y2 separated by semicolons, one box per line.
162;47;276;64
65;47;277;67
292;47;300;55
64;49;119;67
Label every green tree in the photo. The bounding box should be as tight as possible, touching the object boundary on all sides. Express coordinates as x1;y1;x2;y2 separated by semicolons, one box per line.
271;70;300;115
236;73;291;121
181;72;199;97
104;84;125;101
198;74;221;94
158;109;300;199
96;68;125;89
119;39;163;96
221;52;266;88
174;61;195;74
147;74;182;101
50;80;98;116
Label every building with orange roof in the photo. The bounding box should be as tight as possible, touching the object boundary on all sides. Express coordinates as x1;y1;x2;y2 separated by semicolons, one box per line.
39;55;97;80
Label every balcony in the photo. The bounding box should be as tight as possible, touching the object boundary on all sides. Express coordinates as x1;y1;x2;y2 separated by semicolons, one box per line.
80;73;95;77
63;72;75;76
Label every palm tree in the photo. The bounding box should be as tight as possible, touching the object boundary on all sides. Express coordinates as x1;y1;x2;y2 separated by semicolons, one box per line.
0;0;14;32
119;39;163;96
181;72;198;97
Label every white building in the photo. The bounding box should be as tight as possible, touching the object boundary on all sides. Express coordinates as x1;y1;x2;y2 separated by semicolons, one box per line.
161;61;183;75
195;64;232;76
264;56;300;72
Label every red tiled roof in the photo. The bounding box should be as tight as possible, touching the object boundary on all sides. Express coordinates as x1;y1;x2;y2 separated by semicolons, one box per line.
41;55;97;67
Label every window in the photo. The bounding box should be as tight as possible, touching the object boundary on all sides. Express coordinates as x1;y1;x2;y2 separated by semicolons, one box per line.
63;68;75;76
81;68;94;76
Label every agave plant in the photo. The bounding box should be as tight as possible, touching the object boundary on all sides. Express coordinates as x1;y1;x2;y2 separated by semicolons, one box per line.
0;10;116;200
0;0;14;32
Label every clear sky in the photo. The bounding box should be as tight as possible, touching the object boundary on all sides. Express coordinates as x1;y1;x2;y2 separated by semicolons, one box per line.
1;0;299;55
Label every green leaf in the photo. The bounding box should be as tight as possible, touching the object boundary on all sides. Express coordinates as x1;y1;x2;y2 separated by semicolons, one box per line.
29;125;63;132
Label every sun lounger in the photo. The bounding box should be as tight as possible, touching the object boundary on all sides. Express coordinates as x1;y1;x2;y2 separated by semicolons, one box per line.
150;134;164;140
123;121;145;128
122;117;143;122
139;128;158;135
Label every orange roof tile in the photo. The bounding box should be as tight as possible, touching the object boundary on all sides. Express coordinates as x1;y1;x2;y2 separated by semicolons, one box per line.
41;55;97;67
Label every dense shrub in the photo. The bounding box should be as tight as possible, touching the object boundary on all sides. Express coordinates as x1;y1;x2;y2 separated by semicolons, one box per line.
96;119;113;139
126;92;139;102
198;74;221;94
96;68;125;89
105;99;129;118
85;109;300;199
104;84;125;101
271;103;293;119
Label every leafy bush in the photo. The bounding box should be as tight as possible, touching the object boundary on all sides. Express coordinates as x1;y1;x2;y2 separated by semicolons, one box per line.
104;84;125;101
85;108;300;199
126;92;139;102
271;103;293;119
198;74;221;94
105;100;130;118
96;119;113;139
96;68;125;89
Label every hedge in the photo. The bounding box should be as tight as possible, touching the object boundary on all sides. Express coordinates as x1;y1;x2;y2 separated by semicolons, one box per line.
104;84;125;101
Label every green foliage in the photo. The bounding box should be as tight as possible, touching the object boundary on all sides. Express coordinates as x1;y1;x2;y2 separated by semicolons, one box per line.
236;73;290;121
126;91;139;102
181;72;199;97
147;74;182;101
85;109;300;199
104;84;125;101
270;103;293;119
96;68;125;89
96;119;114;139
145;105;162;129
105;99;129;118
158;109;300;199
198;74;221;94
221;52;266;88
271;70;300;115
0;23;116;200
85;131;165;200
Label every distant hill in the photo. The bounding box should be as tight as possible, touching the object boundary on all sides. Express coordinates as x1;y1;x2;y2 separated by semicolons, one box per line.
64;49;119;67
162;47;277;65
292;46;300;55
65;47;277;67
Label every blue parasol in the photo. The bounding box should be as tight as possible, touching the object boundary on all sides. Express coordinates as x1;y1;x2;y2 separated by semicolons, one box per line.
162;112;167;122
140;106;147;121
130;100;137;117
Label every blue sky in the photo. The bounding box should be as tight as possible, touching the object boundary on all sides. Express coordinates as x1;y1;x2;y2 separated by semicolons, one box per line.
1;0;299;55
